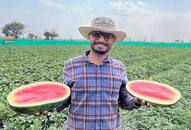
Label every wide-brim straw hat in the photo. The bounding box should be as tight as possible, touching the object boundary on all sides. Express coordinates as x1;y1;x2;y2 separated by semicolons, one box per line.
79;17;127;42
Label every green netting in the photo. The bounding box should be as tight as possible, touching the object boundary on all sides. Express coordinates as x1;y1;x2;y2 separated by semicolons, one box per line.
6;39;90;46
4;39;191;48
0;39;5;45
117;41;191;48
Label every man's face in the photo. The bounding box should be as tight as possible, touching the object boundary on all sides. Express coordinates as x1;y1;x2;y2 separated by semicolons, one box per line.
88;31;116;54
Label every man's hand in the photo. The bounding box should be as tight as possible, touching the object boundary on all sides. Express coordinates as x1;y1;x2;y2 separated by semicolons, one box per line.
34;108;58;116
133;98;152;107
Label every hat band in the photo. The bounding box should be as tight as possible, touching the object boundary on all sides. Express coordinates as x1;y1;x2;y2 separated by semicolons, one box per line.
91;24;115;32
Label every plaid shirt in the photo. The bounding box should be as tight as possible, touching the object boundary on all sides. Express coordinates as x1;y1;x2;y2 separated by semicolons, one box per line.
62;50;139;130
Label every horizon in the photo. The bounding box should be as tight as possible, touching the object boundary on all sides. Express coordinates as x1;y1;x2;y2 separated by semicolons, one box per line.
0;0;191;42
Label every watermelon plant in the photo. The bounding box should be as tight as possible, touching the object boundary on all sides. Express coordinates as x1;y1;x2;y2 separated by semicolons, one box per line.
0;45;190;129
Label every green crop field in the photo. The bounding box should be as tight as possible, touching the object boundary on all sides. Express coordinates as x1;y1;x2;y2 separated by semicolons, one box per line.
0;45;191;130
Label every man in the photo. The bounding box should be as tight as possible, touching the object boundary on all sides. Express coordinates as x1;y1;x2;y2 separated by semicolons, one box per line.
62;17;150;130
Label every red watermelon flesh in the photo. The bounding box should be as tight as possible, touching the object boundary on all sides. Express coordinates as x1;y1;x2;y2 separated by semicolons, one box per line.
126;80;181;105
15;84;68;104
128;81;175;100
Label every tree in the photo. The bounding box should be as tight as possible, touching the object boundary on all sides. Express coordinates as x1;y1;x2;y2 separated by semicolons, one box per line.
34;35;38;39
43;31;59;40
27;33;35;39
44;31;51;40
2;21;25;39
50;31;58;40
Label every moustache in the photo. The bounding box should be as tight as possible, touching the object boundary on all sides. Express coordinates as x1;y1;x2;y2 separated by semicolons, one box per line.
93;42;108;46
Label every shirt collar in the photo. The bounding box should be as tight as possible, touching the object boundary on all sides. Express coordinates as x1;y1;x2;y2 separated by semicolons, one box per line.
83;50;112;64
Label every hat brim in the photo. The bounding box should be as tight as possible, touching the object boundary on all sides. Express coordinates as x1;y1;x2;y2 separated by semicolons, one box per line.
79;27;127;42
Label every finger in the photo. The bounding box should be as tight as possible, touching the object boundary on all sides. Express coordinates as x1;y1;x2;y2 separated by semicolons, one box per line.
146;102;152;107
35;112;40;116
138;98;143;103
133;98;140;104
53;108;57;112
141;100;145;106
42;111;48;115
133;97;137;103
134;97;142;103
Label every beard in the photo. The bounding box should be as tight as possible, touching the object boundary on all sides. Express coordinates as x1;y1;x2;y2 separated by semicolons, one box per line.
90;41;111;54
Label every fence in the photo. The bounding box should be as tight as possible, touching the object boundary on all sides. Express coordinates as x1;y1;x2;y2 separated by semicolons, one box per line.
0;39;5;45
117;41;191;48
4;39;89;46
1;39;191;48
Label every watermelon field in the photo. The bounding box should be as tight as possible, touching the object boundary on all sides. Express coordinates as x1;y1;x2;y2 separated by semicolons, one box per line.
0;45;191;130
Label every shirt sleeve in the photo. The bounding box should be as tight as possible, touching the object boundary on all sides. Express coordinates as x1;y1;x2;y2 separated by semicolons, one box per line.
59;60;74;110
61;60;74;88
118;64;141;110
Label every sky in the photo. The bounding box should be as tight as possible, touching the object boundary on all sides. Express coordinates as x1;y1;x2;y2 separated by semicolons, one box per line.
0;0;191;42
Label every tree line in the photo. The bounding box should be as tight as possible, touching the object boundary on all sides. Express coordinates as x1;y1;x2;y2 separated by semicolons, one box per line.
1;21;59;40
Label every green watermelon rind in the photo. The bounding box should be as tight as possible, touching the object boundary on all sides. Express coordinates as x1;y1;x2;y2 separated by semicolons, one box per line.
8;97;70;114
126;80;182;106
7;82;71;114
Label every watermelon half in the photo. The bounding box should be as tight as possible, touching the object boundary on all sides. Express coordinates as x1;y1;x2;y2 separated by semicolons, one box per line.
126;80;181;105
7;82;70;114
